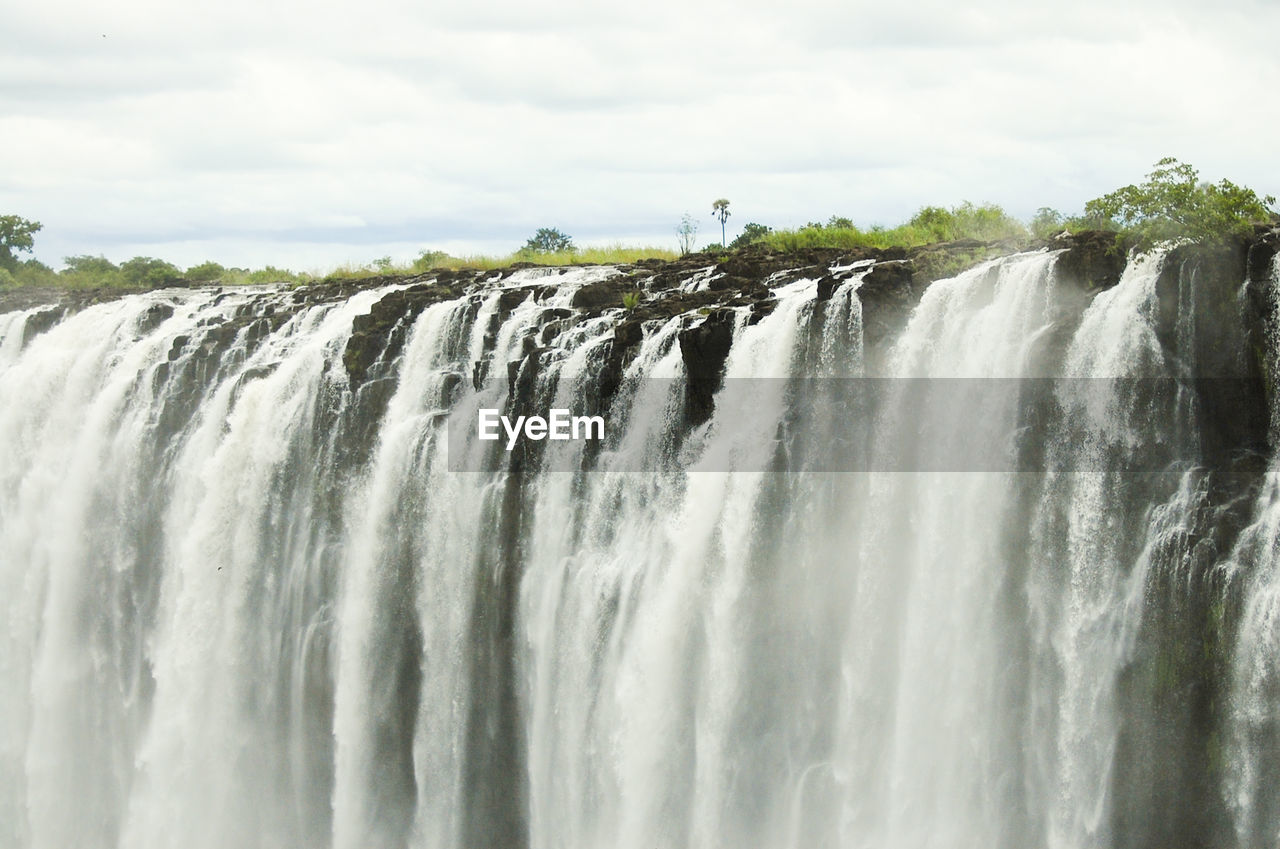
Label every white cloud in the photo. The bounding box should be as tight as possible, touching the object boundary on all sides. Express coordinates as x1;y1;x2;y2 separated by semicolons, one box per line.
2;0;1276;270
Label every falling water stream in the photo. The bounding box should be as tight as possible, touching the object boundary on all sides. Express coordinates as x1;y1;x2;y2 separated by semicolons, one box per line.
1;246;1278;848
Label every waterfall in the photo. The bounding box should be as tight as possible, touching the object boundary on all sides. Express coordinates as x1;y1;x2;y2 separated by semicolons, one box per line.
0;241;1276;849
1227;253;1280;847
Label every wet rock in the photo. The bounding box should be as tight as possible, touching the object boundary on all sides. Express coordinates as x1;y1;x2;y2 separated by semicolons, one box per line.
167;335;190;361
342;282;464;385
857;262;919;355
1246;225;1280;284
748;299;778;325
815;274;840;302
595;319;647;412
498;288;533;316
137;302;174;334
570;280;630;310
678;309;736;427
1053;229;1127;291
612;318;644;351
708;274;753;292
21;306;66;347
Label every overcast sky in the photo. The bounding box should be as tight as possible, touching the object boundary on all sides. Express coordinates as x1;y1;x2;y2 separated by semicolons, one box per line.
2;0;1277;270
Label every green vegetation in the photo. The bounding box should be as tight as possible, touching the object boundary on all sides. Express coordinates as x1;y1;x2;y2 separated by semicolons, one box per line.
755;202;1027;252
730;222;772;249
412;250;452;271
715;159;1274;256
1029;207;1066;239
119;257;183;287
0;216;41;271
2;160;1273;292
1081;157;1276;251
1;252;313;290
521;227;574;255
676;213;698;256
0;229;677;292
185;261;227;283
405;243;679;272
622;290;641;311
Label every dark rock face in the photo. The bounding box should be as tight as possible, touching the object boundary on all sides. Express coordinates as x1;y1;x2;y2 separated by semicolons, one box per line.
855;262;919;355
1246;225;1280;283
1052;229;1127;291
342;281;463;384
21;306;65;347
137;302;175;334
678;310;736;427
570;280;628;310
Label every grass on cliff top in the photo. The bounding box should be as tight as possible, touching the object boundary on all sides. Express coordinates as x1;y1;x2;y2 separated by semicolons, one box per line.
329;243;680;277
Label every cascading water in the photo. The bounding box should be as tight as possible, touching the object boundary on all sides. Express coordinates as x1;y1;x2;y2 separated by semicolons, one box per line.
1;236;1278;849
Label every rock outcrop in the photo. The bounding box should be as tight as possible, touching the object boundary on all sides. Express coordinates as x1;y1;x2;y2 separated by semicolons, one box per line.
6;231;1277;429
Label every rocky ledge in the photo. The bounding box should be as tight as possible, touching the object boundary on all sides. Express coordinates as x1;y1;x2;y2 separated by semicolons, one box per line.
8;229;1279;407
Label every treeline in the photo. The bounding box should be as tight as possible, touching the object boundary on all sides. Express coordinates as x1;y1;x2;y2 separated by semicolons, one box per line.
0;237;680;291
732;157;1277;254
1;158;1274;292
738;202;1029;253
0;255;316;290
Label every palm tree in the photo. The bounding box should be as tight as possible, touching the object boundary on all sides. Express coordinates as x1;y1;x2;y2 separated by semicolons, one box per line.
712;199;731;247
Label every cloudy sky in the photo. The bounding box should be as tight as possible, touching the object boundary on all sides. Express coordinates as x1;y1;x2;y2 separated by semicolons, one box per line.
3;0;1277;271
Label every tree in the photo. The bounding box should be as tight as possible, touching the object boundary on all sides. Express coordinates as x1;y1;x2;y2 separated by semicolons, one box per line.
523;227;574;254
1083;157;1276;250
827;216;855;229
907;202;1025;243
186;261;226;283
908;206;956;242
729;222;771;249
60;255;122;286
119;256;182;288
1029;208;1065;239
676;213;698;255
0;216;42;271
413;249;453;271
63;254;119;276
712;199;731;247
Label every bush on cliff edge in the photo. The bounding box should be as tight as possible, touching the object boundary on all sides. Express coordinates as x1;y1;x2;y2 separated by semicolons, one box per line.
1083;157;1276;251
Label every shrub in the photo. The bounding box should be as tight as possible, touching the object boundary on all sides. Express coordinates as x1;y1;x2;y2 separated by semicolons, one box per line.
676;214;698;256
907;202;1026;242
1030;208;1066;239
186;261;226;283
522;228;574;254
730;222;772;249
243;266;309;285
119;256;183;288
413;250;453;270
1083;157;1276;251
13;259;58;287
